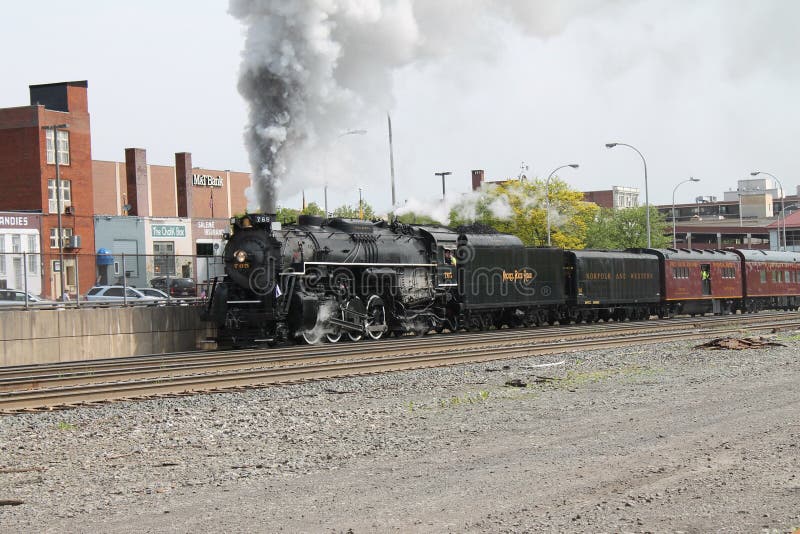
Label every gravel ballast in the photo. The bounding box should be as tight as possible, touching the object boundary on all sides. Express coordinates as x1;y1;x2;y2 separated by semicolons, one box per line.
1;334;799;532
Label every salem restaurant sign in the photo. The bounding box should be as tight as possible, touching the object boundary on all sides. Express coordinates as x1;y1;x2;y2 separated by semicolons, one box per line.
192;174;224;188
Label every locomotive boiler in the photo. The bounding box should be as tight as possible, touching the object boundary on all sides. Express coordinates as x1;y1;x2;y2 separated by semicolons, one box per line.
207;213;461;345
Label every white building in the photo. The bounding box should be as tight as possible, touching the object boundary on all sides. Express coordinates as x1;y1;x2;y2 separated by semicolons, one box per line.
0;212;43;295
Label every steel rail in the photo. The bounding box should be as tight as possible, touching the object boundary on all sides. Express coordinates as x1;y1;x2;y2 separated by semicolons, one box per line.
1;313;795;390
0;311;793;381
2;318;797;413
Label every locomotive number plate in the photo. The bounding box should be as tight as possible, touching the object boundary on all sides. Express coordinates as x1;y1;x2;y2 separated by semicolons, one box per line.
234;263;251;269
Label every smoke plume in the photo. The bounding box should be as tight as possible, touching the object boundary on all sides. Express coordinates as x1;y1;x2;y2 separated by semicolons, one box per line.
229;0;600;212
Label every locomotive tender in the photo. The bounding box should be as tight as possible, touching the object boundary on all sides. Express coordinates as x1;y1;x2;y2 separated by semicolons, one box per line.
206;213;800;346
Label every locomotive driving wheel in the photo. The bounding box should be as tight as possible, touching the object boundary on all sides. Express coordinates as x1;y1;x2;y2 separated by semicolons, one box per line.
301;329;324;345
325;309;344;343
365;295;387;340
343;297;365;342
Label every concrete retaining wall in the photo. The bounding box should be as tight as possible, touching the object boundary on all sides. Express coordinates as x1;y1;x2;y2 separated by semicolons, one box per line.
0;307;211;366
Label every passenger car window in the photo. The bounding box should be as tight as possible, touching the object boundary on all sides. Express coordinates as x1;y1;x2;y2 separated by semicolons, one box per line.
106;288;124;297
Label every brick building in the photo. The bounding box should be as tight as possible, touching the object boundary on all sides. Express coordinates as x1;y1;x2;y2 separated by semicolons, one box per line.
582;186;640;210
91;150;249;220
0;80;255;298
0;81;95;298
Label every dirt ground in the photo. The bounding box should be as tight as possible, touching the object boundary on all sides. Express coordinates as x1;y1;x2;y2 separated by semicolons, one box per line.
2;336;799;532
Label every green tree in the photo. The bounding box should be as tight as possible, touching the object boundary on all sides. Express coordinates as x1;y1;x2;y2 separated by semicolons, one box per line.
585;206;671;249
332;202;375;220
276;202;326;224
276;206;299;224
302;202;325;216
395;211;442;225
449;179;598;248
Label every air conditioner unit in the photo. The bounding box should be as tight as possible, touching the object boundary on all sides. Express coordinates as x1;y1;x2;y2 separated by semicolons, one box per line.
64;206;74;215
67;235;81;249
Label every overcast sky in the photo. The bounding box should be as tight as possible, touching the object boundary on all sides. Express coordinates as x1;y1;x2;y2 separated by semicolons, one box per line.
3;1;799;214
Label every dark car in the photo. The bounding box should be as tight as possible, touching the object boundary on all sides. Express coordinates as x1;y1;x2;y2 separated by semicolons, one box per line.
150;277;197;298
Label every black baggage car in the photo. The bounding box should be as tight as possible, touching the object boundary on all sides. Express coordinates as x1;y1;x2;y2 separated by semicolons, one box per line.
563;250;660;322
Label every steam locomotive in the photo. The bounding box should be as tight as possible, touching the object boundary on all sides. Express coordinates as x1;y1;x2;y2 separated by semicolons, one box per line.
206;213;800;346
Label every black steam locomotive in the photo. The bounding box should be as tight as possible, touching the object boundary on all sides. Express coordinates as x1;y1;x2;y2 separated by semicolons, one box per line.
207;212;564;346
206;213;800;346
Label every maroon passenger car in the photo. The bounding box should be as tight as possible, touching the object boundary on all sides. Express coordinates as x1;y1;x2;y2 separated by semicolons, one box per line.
729;250;800;312
642;249;742;316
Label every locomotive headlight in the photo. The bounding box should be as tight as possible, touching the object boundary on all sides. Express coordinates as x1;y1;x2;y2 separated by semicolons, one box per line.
234;249;248;263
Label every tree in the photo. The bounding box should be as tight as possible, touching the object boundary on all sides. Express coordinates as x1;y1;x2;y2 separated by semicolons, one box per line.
449;179;598;248
302;202;325;216
276;202;325;224
276;206;299;224
332;202;375;220
585;206;671;249
395;211;442;225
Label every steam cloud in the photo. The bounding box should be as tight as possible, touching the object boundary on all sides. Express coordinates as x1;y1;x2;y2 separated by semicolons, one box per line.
229;0;601;213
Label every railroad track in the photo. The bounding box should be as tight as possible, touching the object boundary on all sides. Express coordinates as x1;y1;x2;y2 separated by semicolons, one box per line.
1;312;798;413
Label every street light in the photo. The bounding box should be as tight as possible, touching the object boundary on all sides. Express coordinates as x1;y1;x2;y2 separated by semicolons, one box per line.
435;171;452;200
358;187;363;220
606;142;650;247
325;129;367;216
545;164;580;246
672;177;700;248
43;123;69;300
751;171;786;251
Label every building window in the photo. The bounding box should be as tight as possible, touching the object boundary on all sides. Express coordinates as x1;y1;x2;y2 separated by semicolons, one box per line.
13;258;22;289
27;235;38;274
0;237;5;275
48;179;72;214
11;234;21;253
45;129;70;165
153;241;176;276
49;227;73;249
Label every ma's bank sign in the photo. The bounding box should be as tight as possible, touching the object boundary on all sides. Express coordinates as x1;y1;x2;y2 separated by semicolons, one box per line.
192;174;224;188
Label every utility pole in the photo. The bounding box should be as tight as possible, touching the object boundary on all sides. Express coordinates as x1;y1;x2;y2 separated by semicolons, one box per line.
435;171;452;200
387;113;397;211
358;187;363;220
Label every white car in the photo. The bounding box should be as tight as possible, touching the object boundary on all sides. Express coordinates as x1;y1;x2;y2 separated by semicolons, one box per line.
84;286;163;303
0;290;58;307
136;288;170;302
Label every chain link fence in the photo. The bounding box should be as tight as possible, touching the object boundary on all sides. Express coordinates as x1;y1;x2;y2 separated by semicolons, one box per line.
0;252;225;308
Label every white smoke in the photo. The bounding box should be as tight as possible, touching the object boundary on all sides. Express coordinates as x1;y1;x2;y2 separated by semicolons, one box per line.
229;0;601;212
395;182;517;225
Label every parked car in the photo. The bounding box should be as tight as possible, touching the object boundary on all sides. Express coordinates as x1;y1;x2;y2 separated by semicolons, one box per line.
0;290;57;307
84;285;162;303
136;288;170;302
150;277;197;298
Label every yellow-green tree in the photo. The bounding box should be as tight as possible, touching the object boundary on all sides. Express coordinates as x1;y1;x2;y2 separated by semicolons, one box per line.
449;179;598;248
